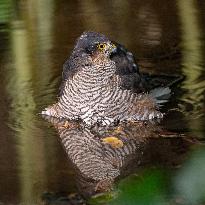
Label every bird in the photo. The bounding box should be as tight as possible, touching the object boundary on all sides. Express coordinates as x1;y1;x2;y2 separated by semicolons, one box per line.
41;31;181;126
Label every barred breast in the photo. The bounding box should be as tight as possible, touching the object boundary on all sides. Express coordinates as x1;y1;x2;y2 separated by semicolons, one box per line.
41;53;165;126
42;68;163;126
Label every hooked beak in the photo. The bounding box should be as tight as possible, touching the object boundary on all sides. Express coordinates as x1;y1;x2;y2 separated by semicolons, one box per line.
109;42;117;53
104;42;117;57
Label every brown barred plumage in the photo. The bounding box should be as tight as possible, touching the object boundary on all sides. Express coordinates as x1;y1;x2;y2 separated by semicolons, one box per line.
42;32;171;126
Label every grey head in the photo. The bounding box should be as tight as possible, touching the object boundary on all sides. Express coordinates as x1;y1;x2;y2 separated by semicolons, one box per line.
60;31;117;97
72;31;116;58
63;31;118;83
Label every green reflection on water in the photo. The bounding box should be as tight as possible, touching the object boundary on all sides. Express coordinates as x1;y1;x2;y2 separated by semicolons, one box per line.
177;0;205;135
175;148;205;204
111;171;166;205
0;0;12;24
89;170;167;205
5;0;55;203
9;20;46;203
177;0;203;83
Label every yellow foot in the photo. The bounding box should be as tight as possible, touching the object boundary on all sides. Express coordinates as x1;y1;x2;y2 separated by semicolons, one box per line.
102;136;123;148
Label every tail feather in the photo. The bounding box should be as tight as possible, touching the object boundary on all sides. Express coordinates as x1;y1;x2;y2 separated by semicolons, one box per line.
149;87;171;106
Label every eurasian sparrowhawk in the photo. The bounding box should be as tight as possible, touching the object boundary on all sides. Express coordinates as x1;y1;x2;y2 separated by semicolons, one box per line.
42;31;177;126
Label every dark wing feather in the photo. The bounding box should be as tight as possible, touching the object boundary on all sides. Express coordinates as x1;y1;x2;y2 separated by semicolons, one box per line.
140;73;185;90
58;58;74;97
111;42;184;92
111;42;140;75
59;53;90;96
111;42;145;92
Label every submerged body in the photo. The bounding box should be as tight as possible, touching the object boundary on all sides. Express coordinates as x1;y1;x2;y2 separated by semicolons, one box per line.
42;32;170;126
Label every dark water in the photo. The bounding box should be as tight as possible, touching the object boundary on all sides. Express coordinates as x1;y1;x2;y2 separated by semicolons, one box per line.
0;0;205;204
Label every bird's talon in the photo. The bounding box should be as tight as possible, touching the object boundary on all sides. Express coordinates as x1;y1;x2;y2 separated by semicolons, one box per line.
127;120;144;126
62;120;70;128
58;120;78;129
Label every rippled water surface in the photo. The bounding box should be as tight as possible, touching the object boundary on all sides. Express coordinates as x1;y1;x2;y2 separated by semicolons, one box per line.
0;0;205;205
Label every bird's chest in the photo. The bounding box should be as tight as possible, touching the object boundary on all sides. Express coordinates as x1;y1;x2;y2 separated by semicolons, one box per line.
68;78;109;108
75;85;109;109
69;72;109;99
64;73;123;125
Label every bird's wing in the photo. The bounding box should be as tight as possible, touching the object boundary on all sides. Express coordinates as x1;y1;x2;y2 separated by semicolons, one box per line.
111;42;184;92
111;42;140;75
59;54;88;96
111;42;145;93
140;72;184;91
58;58;72;97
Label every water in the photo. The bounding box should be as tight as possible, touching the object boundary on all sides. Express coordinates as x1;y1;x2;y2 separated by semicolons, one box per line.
0;0;205;204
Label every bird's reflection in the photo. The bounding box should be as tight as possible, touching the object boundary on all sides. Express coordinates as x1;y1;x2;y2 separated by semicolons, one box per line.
43;116;193;198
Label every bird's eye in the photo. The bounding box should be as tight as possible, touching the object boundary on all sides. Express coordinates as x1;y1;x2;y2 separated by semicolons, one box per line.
97;43;106;51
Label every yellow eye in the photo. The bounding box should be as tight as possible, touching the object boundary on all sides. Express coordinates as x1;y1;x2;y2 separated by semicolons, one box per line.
97;43;106;51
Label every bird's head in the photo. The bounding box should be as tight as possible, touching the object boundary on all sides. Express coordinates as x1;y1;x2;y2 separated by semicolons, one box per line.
73;31;117;65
